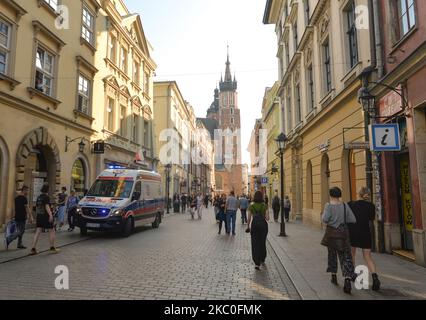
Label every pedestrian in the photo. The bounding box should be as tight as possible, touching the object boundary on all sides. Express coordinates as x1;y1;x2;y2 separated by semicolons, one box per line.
67;190;79;232
181;193;188;213
213;195;220;222
30;184;59;255
56;186;67;231
217;195;227;234
264;194;269;208
6;186;34;250
283;196;291;222
196;193;203;219
225;191;239;236
204;194;209;209
272;191;280;223
348;187;381;291
239;194;249;225
246;191;269;270
321;187;357;294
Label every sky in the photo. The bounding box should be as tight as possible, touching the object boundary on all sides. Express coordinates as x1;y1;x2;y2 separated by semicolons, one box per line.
125;0;278;165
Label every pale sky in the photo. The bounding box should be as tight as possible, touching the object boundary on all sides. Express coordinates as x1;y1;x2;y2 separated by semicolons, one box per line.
125;0;278;165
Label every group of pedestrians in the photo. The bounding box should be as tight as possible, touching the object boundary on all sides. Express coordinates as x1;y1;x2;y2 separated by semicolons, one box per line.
271;191;291;223
5;184;86;255
321;186;381;294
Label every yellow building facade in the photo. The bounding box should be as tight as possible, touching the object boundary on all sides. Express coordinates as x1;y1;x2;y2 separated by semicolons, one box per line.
264;0;371;227
0;0;156;229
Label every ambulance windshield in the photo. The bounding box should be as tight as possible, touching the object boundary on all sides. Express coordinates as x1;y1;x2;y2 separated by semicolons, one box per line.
87;179;134;198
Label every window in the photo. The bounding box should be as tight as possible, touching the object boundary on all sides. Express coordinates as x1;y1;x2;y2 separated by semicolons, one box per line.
230;107;234;115
285;42;290;66
77;74;91;114
295;84;301;124
323;40;332;94
108;34;117;63
43;0;58;11
106;98;115;131
0;20;11;75
143;120;149;147
120;47;128;74
35;47;54;96
82;6;94;45
345;1;358;68
284;1;289;18
133;61;140;85
132;114;140;143
231;117;234;125
307;66;314;112
230;93;234;106
286;93;292;131
397;0;416;38
293;21;298;51
120;105;127;137
304;0;310;25
144;71;149;94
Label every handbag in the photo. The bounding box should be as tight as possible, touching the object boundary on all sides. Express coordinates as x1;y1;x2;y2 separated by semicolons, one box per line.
321;203;350;251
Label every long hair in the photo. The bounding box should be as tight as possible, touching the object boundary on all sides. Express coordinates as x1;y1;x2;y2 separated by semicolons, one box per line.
253;191;264;204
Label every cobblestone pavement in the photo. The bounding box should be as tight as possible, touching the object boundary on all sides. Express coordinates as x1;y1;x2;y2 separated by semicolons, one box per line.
0;208;300;300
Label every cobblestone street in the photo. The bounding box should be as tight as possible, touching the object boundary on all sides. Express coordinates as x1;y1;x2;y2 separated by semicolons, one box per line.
0;208;300;300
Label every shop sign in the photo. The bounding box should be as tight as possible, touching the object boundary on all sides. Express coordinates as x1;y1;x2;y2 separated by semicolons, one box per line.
94;142;105;154
400;156;413;231
379;86;403;118
261;177;268;186
370;124;401;152
344;141;370;150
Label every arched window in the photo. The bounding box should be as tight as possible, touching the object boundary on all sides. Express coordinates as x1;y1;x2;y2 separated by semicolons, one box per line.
71;159;86;197
321;153;330;210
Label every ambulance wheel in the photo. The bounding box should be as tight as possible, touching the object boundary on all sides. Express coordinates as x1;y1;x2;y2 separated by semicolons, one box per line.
121;217;134;237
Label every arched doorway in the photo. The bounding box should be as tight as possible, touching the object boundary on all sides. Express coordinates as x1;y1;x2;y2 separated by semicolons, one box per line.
0;136;10;226
15;128;61;206
306;161;313;209
321;153;330;211
71;158;88;197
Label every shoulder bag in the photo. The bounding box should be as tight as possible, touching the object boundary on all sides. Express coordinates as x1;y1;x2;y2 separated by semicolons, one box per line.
321;203;351;251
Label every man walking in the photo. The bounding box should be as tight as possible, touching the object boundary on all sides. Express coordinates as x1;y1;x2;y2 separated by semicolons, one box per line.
56;187;67;231
196;193;203;219
239;194;249;225
181;193;187;213
272;191;281;223
225;191;239;236
284;196;291;222
6;186;33;249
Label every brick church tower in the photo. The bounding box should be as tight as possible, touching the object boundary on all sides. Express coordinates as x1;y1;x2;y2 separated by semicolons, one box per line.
203;49;243;195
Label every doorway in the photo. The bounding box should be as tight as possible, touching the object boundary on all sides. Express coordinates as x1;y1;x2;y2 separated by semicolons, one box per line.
397;153;414;251
321;153;330;212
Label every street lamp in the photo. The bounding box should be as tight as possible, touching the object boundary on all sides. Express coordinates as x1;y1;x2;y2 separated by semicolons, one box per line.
165;163;172;214
65;136;90;153
275;133;288;237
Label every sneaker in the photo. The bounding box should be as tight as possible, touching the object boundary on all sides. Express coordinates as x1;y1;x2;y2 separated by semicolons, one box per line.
17;245;27;250
255;265;260;270
29;248;38;256
372;273;381;291
4;238;10;250
343;278;352;294
49;247;60;254
331;274;338;285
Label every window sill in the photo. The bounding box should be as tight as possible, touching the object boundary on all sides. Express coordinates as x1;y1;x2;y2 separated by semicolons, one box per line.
390;26;418;55
80;37;97;54
73;109;94;122
27;87;61;108
341;61;362;87
36;0;60;18
305;108;317;122
131;81;142;92
142;91;151;101
0;73;21;90
319;89;335;109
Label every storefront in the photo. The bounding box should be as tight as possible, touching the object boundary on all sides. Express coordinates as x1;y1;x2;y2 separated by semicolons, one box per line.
71;159;88;197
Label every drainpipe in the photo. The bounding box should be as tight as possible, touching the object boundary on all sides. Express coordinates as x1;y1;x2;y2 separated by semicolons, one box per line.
372;0;384;78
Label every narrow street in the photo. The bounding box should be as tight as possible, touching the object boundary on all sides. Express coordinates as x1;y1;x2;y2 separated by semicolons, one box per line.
0;208;299;300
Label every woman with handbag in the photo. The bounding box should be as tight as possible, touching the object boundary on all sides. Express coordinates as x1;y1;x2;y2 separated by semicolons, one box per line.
321;187;357;294
246;191;270;270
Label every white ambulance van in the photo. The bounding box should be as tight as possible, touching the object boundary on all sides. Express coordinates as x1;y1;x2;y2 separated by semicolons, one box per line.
77;169;164;237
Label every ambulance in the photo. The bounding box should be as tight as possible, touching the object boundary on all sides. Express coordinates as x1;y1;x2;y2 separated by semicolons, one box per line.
77;169;164;237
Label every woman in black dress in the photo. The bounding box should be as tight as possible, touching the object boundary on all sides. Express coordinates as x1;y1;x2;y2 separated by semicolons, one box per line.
348;187;380;291
246;191;270;270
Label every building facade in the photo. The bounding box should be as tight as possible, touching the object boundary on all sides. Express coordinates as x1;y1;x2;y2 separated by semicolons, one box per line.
92;0;157;174
248;119;264;196
371;0;426;266
264;0;372;225
0;0;156;229
0;0;101;227
261;82;283;203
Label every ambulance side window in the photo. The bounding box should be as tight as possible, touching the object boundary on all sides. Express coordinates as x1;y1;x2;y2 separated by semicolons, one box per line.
133;181;142;200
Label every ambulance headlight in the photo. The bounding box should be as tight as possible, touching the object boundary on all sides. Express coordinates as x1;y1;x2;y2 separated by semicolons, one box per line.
111;209;124;216
76;207;82;215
